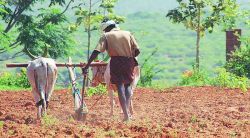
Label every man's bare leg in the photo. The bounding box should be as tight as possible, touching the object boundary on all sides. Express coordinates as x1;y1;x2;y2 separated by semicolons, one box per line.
116;83;130;121
124;83;132;118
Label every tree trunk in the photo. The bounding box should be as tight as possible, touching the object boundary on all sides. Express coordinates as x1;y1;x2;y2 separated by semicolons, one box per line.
226;29;241;61
195;5;201;70
86;0;92;86
87;0;92;61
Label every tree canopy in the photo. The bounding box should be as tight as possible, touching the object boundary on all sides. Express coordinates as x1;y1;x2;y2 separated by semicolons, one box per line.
166;0;238;69
0;0;74;60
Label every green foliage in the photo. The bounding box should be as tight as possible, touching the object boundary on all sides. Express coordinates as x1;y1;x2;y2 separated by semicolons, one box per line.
220;0;240;30
0;0;7;11
179;67;248;92
179;68;210;86
0;1;248;85
166;0;238;69
139;48;163;87
0;0;74;59
0;68;30;88
0;25;11;51
86;84;107;97
210;68;248;92
224;10;250;81
19;7;74;59
49;0;66;6
41;115;59;128
139;64;155;87
0;121;4;130
225;45;250;78
190;115;198;123
166;0;229;34
73;0;125;31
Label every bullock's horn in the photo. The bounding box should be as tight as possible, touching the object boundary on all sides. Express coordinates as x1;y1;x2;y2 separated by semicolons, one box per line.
25;47;38;59
42;44;49;58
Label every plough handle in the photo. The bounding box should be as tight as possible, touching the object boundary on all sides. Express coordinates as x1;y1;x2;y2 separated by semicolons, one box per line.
81;73;87;104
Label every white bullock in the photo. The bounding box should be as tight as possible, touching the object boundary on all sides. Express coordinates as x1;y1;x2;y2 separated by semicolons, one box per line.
27;57;57;119
91;61;140;116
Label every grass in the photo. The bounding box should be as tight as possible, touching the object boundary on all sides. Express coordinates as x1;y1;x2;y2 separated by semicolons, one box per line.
41;115;59;128
0;84;66;91
78;125;117;137
0;121;4;130
8;130;15;135
0;85;30;91
168;129;178;138
95;128;117;138
229;131;238;137
190;115;198;124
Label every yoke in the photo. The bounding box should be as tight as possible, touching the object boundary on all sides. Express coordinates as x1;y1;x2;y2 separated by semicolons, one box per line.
6;61;108;121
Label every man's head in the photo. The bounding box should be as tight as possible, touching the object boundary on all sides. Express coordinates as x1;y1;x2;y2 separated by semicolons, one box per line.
101;20;117;32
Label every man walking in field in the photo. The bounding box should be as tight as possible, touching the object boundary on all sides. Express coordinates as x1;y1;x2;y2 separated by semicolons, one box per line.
82;19;140;121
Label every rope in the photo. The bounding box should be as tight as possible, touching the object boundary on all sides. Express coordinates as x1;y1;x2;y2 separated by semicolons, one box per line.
89;65;108;110
89;95;104;110
91;65;106;86
58;63;108;110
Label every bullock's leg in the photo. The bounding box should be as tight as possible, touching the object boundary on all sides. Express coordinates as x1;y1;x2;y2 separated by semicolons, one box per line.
108;88;115;116
36;99;44;119
108;84;116;116
129;88;135;116
129;98;134;116
32;89;43;119
38;83;47;117
37;105;43;119
27;69;42;119
46;69;57;109
32;78;44;119
116;83;130;121
41;96;47;117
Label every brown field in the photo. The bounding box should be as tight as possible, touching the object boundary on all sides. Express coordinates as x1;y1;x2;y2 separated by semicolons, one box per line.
0;86;250;137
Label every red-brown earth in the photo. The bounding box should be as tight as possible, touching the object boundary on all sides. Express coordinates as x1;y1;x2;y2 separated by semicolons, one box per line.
0;86;250;137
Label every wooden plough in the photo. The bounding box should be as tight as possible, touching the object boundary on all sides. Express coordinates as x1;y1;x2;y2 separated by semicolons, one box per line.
6;58;107;121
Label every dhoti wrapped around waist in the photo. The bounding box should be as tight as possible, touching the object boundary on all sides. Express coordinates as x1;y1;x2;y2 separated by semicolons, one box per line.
110;56;137;84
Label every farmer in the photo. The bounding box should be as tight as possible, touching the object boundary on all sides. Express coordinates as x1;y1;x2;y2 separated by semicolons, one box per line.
82;19;140;121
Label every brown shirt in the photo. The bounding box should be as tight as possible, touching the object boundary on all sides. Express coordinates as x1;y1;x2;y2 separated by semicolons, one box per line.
95;28;139;57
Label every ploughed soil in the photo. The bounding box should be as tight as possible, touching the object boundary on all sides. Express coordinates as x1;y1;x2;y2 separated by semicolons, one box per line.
1;86;250;137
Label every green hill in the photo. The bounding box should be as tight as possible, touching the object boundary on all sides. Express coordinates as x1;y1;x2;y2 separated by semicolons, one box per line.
1;0;250;86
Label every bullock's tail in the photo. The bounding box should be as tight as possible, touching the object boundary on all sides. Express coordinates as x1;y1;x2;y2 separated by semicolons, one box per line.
132;66;140;90
35;61;48;111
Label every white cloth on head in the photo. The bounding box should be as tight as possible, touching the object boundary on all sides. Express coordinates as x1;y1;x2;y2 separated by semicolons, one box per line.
101;20;117;31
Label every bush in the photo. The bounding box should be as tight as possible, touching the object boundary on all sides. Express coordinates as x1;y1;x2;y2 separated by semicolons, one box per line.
179;67;248;92
211;68;248;92
0;69;30;88
179;68;210;86
225;46;250;78
139;48;162;87
86;84;107;97
41;115;59;128
139;63;155;86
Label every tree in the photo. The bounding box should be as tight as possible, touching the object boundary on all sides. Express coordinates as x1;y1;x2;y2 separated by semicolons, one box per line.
71;0;125;60
166;0;236;69
225;10;250;77
0;0;11;52
0;0;75;60
220;0;239;31
139;48;163;87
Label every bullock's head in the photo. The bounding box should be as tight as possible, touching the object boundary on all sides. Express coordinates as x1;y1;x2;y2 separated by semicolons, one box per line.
91;63;106;87
24;44;49;60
